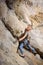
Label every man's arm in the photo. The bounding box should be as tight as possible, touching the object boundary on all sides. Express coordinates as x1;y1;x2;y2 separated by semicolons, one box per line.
14;35;19;40
19;33;27;41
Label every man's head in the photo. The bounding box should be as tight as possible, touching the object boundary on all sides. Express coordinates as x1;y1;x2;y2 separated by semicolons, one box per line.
25;25;32;31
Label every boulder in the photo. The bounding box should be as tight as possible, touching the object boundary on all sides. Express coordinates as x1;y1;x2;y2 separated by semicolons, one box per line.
2;10;27;37
0;20;28;65
29;27;43;58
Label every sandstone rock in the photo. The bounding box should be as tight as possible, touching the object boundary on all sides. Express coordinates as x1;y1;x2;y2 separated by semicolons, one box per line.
13;2;32;25
3;10;27;37
0;20;16;51
29;27;43;58
0;20;28;65
0;2;8;19
0;0;43;65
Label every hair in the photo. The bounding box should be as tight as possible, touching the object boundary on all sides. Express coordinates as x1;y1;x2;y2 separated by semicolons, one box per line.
25;24;32;31
27;24;32;27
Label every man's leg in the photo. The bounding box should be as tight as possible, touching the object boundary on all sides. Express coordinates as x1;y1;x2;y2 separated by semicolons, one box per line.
26;41;37;54
23;39;30;49
17;43;25;57
26;42;37;55
19;43;24;54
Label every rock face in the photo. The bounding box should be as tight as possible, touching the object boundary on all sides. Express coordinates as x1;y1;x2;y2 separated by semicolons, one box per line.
0;1;27;37
0;0;43;65
0;20;28;65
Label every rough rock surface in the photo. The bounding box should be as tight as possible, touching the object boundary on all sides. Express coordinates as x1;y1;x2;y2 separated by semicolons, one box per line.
0;0;43;65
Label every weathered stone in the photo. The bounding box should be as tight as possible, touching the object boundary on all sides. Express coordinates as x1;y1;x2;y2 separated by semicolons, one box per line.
0;2;8;19
2;10;27;37
0;0;43;65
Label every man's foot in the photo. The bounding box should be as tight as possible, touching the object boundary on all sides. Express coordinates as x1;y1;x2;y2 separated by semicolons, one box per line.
30;49;37;55
20;54;25;58
17;49;25;58
33;51;37;56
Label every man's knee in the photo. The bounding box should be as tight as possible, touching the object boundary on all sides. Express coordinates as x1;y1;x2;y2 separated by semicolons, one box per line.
20;43;24;49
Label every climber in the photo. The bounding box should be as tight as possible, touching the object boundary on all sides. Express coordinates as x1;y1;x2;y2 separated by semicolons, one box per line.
17;25;37;57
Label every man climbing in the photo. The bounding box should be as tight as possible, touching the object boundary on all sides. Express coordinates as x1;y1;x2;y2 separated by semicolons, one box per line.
17;25;37;57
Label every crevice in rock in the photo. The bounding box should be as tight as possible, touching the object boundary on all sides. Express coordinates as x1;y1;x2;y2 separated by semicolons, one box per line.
5;0;13;9
1;18;18;40
32;46;43;59
35;48;43;59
